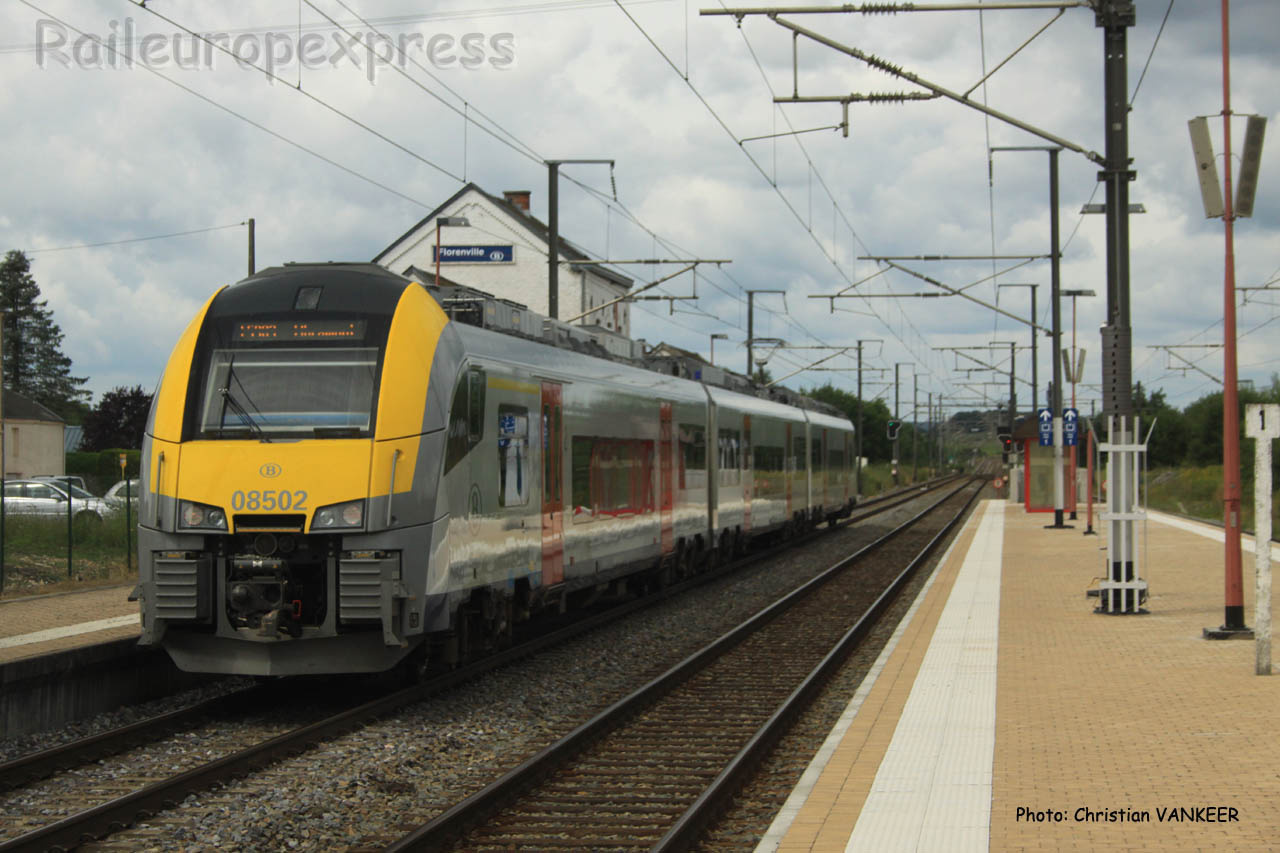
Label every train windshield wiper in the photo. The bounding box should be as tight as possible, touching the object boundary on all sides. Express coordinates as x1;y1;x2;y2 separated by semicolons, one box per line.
218;387;270;442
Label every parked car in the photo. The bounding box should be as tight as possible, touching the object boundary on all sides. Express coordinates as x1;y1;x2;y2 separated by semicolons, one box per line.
33;474;91;494
2;479;108;523
104;478;141;513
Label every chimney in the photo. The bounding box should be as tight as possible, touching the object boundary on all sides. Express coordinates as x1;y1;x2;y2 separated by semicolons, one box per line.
503;190;531;212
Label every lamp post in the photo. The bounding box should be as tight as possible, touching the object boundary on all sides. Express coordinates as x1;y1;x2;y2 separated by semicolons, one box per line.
709;333;728;366
1062;288;1096;519
435;216;471;287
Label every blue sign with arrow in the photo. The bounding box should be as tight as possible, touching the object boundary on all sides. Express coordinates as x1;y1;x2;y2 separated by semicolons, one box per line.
1038;407;1053;446
1063;407;1079;447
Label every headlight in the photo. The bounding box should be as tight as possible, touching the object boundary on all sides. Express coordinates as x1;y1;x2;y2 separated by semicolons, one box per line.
179;500;227;530
311;499;365;531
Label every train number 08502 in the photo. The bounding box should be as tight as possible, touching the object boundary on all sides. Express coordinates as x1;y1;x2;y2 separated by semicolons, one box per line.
230;490;307;511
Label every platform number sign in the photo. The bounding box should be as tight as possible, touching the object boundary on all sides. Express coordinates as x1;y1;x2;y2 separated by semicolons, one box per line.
1062;408;1079;447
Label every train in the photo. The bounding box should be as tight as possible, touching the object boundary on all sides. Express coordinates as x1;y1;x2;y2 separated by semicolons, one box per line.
134;262;857;677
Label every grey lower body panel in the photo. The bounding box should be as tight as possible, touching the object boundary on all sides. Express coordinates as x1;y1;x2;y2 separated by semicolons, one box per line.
160;628;418;676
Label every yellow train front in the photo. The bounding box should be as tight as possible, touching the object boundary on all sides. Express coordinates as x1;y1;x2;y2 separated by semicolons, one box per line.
136;263;451;676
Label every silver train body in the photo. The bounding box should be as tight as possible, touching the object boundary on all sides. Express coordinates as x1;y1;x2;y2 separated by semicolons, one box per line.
135;264;856;676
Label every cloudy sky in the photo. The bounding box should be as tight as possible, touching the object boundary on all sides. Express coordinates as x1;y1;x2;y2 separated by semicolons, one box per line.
1;0;1277;423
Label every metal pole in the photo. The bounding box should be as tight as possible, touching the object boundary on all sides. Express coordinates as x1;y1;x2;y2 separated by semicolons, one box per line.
1070;293;1080;519
66;481;73;579
1008;342;1016;433
1048;148;1068;528
1097;0;1140;612
247;217;255;276
893;363;901;485
855;341;863;498
927;391;933;476
747;291;755;377
912;374;919;482
1085;415;1096;535
1031;285;1038;409
548;161;560;320
1218;0;1247;633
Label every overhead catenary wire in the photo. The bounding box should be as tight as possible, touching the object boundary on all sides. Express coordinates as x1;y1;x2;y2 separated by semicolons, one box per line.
15;1;434;210
614;1;956;392
25;222;247;254
126;0;465;183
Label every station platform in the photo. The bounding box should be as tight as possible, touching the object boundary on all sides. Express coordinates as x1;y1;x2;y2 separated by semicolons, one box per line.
0;584;138;665
759;500;1280;853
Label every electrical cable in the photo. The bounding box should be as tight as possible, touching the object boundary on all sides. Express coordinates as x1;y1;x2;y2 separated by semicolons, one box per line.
25;222;246;253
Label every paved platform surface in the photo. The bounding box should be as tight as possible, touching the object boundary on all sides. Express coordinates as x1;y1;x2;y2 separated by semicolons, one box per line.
760;500;1280;853
0;585;138;664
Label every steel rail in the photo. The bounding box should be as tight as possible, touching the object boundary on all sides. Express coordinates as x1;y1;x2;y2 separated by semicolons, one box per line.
0;687;260;792
0;477;965;852
384;477;982;851
657;478;984;849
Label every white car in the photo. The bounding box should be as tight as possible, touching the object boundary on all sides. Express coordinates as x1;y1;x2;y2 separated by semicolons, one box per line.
2;479;109;523
104;478;142;513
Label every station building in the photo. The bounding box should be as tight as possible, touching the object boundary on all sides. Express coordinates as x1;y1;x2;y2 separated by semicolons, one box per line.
374;183;636;357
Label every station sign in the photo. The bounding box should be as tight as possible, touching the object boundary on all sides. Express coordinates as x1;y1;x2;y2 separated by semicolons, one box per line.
1063;407;1079;447
434;244;515;264
1038;408;1053;447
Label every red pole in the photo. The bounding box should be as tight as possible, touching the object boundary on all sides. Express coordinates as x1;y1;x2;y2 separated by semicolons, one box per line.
1220;0;1246;631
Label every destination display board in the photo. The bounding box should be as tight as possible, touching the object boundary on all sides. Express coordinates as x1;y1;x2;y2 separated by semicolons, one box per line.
234;319;367;341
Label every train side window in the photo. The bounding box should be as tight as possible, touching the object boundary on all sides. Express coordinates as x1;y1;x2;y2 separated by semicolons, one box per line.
678;424;706;490
498;405;529;507
718;428;741;486
572;435;593;518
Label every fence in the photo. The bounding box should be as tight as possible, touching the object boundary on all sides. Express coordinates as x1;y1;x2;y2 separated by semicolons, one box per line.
0;475;137;598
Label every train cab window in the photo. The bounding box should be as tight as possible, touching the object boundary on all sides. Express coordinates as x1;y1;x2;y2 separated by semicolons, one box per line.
445;368;486;474
468;370;486;441
498;405;530;507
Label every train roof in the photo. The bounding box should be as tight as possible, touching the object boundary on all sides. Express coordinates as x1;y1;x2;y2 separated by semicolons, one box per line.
218;262;408;317
430;279;850;427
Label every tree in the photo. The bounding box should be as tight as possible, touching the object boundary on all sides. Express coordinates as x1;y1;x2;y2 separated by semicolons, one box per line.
81;385;153;451
803;383;895;462
0;250;90;420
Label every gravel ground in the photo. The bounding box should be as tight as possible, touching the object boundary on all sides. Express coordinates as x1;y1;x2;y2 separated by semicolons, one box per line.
7;493;949;852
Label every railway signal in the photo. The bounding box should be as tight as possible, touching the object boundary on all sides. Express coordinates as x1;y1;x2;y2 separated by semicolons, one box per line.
886;419;901;440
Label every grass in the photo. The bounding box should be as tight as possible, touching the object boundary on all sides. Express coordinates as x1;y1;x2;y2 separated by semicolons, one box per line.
0;511;139;600
1145;464;1279;535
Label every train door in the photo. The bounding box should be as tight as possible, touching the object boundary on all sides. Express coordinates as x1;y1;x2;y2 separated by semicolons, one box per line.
742;415;752;532
659;402;674;554
541;382;564;585
819;428;828;507
785;422;793;519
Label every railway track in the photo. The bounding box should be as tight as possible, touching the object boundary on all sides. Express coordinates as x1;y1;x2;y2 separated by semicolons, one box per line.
382;477;984;852
0;476;972;852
